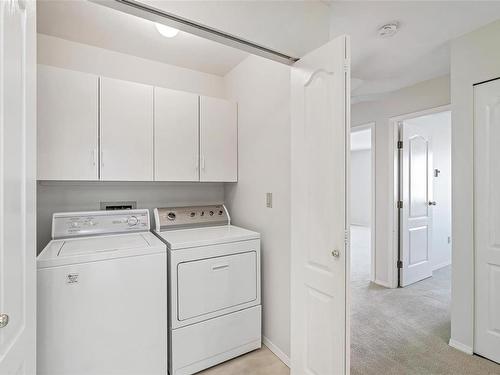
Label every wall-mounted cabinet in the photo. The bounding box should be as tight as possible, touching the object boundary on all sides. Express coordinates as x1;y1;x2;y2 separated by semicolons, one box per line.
154;88;199;181
200;96;238;182
37;65;238;182
100;77;154;181
37;65;99;180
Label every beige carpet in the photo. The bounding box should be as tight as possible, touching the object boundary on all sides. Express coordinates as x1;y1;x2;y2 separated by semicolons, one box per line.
351;265;500;375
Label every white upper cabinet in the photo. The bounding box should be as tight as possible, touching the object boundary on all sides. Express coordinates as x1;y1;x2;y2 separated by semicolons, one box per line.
37;67;238;182
200;96;238;182
37;65;99;180
154;88;199;181
100;77;154;181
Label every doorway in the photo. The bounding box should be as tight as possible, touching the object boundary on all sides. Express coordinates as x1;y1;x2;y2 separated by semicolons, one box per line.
395;109;452;287
350;124;375;286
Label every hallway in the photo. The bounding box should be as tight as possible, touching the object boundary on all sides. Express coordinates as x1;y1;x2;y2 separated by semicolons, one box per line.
351;265;500;374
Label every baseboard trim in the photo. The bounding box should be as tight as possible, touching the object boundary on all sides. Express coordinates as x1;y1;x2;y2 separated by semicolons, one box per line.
449;339;473;355
374;279;393;288
432;261;451;271
262;337;290;368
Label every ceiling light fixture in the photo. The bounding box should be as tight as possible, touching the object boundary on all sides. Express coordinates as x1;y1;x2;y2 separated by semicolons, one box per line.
155;23;179;38
378;23;399;38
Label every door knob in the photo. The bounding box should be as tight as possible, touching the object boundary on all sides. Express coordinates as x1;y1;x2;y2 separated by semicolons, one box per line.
331;250;340;258
428;201;437;206
0;313;9;328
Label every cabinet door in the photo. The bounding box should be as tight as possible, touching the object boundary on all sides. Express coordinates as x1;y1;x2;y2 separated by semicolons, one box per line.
154;88;199;181
200;96;237;182
37;65;98;180
100;77;153;181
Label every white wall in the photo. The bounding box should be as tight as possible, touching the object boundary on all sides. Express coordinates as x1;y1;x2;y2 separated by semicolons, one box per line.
350;149;371;227
223;55;291;361
351;75;450;287
405;111;452;271
450;19;500;353
37;34;225;97
37;182;224;252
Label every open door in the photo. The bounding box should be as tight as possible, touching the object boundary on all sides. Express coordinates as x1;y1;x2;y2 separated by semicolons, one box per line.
0;1;37;374
290;35;350;375
399;121;433;287
474;78;500;364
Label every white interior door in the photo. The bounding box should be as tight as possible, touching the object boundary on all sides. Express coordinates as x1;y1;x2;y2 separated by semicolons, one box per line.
290;35;349;375
0;0;37;374
474;78;500;363
400;121;433;287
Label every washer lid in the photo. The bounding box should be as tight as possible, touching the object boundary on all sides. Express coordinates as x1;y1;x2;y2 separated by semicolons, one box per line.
155;225;260;250
37;232;166;269
58;234;150;257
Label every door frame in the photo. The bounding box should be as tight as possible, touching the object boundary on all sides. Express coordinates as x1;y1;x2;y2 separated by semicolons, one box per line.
389;104;451;288
350;122;376;282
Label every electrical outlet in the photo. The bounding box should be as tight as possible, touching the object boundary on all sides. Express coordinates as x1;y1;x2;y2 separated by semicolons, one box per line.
266;193;273;208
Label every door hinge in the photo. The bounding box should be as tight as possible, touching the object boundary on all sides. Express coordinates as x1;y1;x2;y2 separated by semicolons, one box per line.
397;140;403;149
397;200;403;209
343;59;350;73
344;230;350;245
397;260;403;269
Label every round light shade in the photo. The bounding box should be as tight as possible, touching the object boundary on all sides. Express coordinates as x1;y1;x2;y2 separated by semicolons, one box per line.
155;23;179;38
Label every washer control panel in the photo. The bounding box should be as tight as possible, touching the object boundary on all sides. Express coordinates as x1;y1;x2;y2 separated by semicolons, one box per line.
52;209;150;239
154;205;228;231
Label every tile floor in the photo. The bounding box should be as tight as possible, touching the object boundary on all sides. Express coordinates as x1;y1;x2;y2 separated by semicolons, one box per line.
199;346;289;375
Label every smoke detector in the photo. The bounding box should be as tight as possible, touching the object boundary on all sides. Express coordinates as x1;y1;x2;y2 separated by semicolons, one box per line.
378;23;399;38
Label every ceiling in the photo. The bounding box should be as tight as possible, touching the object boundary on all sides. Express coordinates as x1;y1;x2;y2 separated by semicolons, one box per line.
38;1;500;94
329;1;500;101
37;0;249;76
37;0;331;77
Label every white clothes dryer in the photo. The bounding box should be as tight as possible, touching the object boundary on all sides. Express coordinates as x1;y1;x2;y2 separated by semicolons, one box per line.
153;205;261;375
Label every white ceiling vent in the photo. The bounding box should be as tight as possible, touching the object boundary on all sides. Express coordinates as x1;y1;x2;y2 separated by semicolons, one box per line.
378;23;399;38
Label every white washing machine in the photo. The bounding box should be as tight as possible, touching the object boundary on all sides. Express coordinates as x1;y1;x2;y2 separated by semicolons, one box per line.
37;209;167;375
153;205;261;375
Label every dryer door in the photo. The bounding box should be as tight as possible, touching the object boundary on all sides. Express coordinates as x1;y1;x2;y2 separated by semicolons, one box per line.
177;251;257;321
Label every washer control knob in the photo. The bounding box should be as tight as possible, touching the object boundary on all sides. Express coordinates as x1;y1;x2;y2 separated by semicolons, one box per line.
218;210;223;215
127;216;139;226
0;313;9;329
190;212;196;218
167;212;176;221
209;210;214;216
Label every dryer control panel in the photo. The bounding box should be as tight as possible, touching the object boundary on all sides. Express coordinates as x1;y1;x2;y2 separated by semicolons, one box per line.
154;205;229;231
52;209;150;239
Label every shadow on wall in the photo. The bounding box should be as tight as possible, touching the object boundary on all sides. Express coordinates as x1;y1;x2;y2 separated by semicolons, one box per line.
36;181;224;254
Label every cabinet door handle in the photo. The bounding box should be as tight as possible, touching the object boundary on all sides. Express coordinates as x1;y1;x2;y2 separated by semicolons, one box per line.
91;149;97;166
100;150;104;167
201;156;206;171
